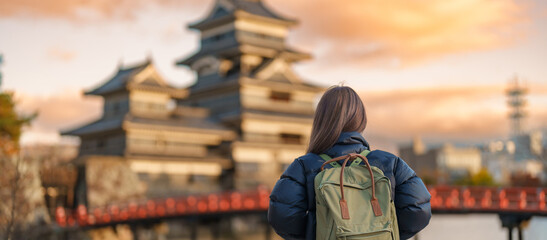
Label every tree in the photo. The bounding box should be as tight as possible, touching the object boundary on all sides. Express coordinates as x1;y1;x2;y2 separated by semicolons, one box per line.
470;168;496;186
454;168;496;186
0;91;39;240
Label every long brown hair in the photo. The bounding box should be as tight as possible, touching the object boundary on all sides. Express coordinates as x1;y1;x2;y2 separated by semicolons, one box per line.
307;86;367;154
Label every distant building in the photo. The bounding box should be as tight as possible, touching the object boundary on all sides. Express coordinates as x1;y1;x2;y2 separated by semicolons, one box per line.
479;78;546;185
402;133;545;186
399;137;438;182
401;78;546;186
63;0;323;208
437;144;482;177
400;137;482;184
480;140;514;185
512;130;543;160
482;130;545;185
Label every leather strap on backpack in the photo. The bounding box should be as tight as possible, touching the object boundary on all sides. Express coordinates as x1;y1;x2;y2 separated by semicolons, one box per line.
320;152;383;219
319;154;342;168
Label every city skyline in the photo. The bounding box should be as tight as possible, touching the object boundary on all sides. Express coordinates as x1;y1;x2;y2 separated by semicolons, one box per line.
1;0;546;151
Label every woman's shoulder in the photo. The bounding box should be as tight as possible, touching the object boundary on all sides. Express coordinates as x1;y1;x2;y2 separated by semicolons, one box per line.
294;149;399;160
369;149;399;161
369;149;417;182
367;149;403;172
294;150;399;165
295;152;320;161
289;153;327;173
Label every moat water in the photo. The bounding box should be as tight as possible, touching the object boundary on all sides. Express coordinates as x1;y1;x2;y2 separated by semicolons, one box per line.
414;214;547;240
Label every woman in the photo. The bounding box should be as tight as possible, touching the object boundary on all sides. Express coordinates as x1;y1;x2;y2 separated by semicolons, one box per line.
268;86;431;240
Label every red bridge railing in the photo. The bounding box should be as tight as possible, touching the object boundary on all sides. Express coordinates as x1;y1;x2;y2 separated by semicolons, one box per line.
55;187;271;228
429;186;546;214
55;186;547;228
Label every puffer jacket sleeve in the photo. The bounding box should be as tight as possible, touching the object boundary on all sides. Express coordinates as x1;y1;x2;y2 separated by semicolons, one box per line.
393;157;432;240
268;159;308;240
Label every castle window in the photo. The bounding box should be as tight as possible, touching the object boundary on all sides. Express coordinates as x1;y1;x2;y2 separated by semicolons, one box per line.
237;162;259;173
113;102;120;114
97;139;105;148
281;133;302;144
270;91;291;102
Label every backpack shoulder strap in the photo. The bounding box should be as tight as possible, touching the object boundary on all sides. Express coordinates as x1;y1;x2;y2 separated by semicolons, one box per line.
349;149;371;167
319;154;341;168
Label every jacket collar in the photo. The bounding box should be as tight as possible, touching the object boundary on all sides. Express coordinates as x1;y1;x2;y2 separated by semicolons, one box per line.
324;131;370;157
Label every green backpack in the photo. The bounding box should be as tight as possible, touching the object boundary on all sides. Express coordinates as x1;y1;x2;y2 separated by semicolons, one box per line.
314;150;399;240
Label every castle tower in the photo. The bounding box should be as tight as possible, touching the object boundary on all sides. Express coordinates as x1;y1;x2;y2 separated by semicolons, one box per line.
63;60;235;207
176;0;324;189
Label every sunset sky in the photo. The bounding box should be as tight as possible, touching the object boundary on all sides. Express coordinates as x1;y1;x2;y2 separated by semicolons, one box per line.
1;0;546;151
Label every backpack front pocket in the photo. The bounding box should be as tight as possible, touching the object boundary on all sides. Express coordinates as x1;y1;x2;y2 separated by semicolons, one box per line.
337;229;393;240
319;178;391;232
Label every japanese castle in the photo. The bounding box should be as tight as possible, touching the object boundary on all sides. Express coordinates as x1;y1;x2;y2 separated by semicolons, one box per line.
64;0;324;207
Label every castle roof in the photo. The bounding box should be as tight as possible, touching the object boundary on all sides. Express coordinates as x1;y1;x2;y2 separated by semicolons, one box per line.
86;60;187;98
189;0;297;30
62;112;234;138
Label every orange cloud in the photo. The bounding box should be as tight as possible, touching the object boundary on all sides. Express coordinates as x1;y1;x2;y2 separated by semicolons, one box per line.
2;0;529;67
0;0;205;20
47;47;77;62
359;84;547;150
271;0;529;67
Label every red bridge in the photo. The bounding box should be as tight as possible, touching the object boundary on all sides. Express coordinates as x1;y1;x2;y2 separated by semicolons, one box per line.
55;186;547;239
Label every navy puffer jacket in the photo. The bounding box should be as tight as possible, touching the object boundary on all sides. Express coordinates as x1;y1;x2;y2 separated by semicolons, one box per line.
268;132;431;240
